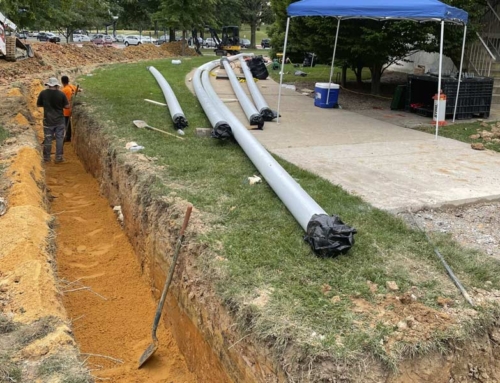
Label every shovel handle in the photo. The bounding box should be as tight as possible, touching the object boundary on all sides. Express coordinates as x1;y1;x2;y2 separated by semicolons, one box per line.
147;125;184;140
179;205;192;237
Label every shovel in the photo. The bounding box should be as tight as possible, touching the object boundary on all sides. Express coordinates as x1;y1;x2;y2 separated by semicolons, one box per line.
138;204;193;369
132;120;184;140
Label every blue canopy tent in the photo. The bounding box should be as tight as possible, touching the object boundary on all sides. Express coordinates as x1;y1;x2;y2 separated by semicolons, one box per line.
277;0;469;137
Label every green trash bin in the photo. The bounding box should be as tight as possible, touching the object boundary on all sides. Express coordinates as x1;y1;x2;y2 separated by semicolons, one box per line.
391;85;407;110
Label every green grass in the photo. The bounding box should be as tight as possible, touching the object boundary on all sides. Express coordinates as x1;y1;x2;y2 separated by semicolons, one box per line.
239;24;269;45
0;126;9;143
0;315;17;334
416;121;500;152
0;354;21;383
77;57;500;372
269;63;372;84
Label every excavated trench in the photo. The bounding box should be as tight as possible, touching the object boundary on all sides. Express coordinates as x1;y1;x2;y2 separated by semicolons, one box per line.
68;105;282;383
20;81;264;381
35;86;282;381
45;145;199;382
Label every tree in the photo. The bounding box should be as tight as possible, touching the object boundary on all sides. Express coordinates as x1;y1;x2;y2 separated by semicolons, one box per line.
120;0;157;35
241;0;273;48
155;0;217;38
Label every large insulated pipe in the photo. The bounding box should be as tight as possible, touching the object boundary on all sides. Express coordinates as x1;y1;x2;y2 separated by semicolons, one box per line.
220;57;264;129
199;58;356;256
148;66;188;130
192;62;232;139
238;57;277;121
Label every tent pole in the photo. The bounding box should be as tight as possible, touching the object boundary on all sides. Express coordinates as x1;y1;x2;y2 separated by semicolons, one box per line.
435;20;445;139
453;25;467;123
326;18;341;105
277;17;291;124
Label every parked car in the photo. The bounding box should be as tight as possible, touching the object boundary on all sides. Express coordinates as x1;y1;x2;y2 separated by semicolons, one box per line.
240;38;251;48
73;34;91;42
123;35;143;46
29;31;39;37
204;37;217;48
36;32;49;41
157;35;170;44
16;32;28;39
115;34;125;42
261;38;271;48
38;32;60;42
92;35;113;46
141;36;157;44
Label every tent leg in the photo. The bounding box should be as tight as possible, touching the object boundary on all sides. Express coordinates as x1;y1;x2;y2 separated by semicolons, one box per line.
277;17;291;124
453;25;467;123
326;19;341;105
435;20;445;139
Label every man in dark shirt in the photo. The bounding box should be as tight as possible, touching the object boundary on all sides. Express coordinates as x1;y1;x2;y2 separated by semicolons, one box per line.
37;77;70;163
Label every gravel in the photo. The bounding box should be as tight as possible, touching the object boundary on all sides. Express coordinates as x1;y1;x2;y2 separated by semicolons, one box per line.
398;202;500;259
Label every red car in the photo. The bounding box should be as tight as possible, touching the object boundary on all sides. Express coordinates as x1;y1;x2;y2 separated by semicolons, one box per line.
92;35;113;46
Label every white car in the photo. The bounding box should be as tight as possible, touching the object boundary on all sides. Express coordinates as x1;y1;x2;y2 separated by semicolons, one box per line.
73;34;90;42
115;34;125;42
124;35;143;46
142;36;157;44
204;37;217;48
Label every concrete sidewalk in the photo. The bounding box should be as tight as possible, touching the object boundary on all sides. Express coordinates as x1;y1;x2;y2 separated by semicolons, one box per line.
210;71;500;212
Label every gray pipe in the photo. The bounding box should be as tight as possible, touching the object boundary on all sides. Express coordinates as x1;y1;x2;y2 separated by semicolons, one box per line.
238;57;277;121
220;57;264;129
198;58;356;256
192;62;232;139
148;66;188;130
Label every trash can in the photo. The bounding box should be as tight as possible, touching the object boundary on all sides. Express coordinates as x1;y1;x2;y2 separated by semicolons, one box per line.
314;83;339;108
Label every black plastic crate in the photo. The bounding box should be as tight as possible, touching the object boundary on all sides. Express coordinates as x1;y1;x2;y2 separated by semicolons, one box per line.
405;75;493;119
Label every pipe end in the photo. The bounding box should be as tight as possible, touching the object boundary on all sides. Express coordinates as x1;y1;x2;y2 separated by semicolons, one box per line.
212;122;233;139
260;108;278;121
304;214;356;257
173;114;188;130
250;114;264;130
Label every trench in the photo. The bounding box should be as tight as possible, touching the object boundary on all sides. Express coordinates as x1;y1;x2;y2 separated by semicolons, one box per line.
45;144;200;382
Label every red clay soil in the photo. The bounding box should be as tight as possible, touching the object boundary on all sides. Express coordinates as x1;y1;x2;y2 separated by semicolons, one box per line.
45;144;197;382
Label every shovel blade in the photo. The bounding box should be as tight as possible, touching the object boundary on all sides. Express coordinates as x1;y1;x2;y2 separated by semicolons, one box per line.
133;120;148;129
138;341;158;369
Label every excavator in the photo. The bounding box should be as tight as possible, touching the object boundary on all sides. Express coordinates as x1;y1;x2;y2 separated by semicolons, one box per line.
206;26;240;56
0;11;34;61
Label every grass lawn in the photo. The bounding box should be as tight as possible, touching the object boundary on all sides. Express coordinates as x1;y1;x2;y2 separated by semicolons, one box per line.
77;57;500;372
416;121;500;153
269;63;372;84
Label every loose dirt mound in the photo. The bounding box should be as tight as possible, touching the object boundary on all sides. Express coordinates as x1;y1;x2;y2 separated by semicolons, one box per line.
0;41;198;85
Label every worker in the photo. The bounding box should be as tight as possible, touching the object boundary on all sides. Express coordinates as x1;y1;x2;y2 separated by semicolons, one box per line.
61;75;77;142
37;77;70;163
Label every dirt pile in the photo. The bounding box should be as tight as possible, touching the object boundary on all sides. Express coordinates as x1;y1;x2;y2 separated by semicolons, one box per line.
0;41;199;85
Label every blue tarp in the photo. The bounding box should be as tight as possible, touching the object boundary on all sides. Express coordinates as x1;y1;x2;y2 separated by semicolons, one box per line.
287;0;468;24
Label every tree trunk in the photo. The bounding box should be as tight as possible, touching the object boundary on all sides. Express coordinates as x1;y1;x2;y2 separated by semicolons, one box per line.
154;21;158;37
169;28;175;42
250;20;257;49
356;63;363;85
341;64;347;88
370;63;383;95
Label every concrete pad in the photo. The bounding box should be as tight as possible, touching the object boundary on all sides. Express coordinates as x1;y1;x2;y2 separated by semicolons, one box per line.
210;73;500;212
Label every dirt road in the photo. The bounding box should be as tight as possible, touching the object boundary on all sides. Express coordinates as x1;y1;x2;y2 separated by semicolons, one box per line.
46;144;197;382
